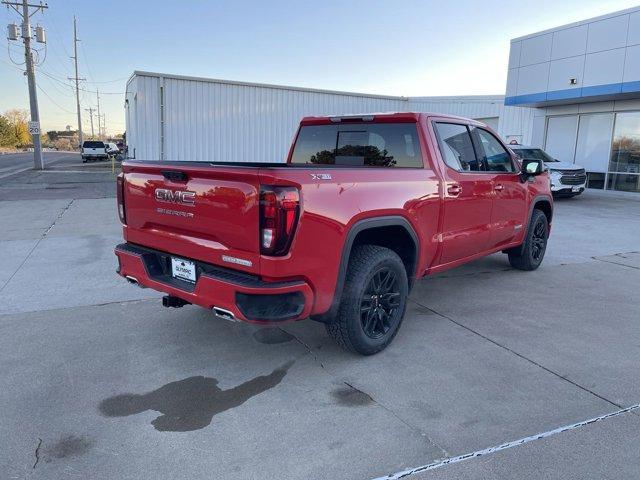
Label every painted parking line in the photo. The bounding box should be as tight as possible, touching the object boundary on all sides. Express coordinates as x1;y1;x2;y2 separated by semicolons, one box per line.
0;166;32;180
371;403;640;480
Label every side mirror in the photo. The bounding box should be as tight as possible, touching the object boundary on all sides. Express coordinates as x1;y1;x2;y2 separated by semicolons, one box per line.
520;158;544;179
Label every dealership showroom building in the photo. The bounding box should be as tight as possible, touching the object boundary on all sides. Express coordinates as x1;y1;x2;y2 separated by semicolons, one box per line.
503;5;640;193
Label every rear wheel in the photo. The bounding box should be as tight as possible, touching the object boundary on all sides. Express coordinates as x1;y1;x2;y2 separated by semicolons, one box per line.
325;245;408;355
508;209;548;271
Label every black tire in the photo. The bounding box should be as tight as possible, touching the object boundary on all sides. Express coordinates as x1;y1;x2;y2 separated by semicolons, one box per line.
325;245;408;355
508;209;548;271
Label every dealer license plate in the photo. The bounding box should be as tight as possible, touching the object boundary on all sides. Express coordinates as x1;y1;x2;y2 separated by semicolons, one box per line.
572;186;581;192
171;257;196;283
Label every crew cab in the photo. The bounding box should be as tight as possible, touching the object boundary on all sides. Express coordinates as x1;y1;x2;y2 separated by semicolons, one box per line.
82;140;108;162
115;113;553;355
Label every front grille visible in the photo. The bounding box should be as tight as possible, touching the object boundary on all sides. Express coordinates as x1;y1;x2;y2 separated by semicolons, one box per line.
560;173;587;185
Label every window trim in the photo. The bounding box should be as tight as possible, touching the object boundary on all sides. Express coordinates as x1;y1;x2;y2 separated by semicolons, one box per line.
432;121;484;174
471;127;519;174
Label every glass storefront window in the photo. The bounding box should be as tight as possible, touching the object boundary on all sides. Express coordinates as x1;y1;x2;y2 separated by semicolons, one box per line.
609;112;640;192
541;110;640;193
576;113;613;173
607;173;640;192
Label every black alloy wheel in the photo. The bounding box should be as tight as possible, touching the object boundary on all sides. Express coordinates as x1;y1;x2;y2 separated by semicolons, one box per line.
531;220;547;261
360;267;401;339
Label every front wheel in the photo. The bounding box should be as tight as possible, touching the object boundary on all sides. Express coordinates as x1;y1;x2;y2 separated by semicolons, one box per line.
325;245;408;355
508;209;548;271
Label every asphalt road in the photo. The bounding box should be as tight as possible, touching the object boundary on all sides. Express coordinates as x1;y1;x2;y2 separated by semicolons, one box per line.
0;170;639;480
0;152;80;178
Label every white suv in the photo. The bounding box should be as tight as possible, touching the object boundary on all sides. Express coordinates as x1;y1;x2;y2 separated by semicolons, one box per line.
510;145;587;197
81;141;108;162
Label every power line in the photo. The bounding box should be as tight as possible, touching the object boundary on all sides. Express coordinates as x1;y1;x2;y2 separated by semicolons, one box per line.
36;83;76;115
78;36;95;84
0;54;24;70
83;75;130;84
38;70;75;97
39;68;124;95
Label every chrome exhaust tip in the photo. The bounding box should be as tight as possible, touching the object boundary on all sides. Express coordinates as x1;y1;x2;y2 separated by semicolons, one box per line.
213;306;236;322
125;275;146;288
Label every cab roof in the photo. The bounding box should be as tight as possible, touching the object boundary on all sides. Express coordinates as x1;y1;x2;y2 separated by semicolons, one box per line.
299;112;485;126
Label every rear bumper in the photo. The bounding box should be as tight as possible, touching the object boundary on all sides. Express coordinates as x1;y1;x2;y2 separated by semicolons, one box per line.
115;243;313;323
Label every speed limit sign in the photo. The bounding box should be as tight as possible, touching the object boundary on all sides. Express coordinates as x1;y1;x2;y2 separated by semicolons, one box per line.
28;121;40;135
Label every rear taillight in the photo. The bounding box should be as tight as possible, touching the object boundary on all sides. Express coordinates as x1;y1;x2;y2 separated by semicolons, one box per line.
259;186;300;256
116;172;126;224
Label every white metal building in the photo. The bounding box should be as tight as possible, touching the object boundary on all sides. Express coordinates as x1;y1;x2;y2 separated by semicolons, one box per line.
125;72;505;163
504;6;640;193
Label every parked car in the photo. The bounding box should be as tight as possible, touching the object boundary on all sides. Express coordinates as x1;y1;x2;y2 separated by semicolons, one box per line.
509;144;587;197
81;140;108;162
115;113;553;355
106;142;119;157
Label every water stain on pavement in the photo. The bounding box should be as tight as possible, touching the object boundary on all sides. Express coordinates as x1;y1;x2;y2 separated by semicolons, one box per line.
42;435;94;462
99;361;293;432
252;328;294;344
332;383;374;407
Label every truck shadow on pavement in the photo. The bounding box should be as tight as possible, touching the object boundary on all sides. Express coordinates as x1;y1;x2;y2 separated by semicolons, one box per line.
98;361;293;432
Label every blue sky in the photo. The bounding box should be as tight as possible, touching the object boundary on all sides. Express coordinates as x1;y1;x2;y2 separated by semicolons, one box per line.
1;0;639;133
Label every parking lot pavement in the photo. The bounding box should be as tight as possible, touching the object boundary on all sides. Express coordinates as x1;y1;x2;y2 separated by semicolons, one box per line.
0;156;117;201
419;410;640;480
0;152;81;180
0;182;639;479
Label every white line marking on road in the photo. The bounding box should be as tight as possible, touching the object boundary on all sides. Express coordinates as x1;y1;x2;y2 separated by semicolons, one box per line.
371;403;640;480
0;166;31;180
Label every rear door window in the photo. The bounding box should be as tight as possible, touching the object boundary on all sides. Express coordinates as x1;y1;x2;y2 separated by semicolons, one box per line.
290;123;423;167
83;141;105;148
433;122;481;172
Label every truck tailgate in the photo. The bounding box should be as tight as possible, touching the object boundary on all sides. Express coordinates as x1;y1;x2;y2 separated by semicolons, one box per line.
122;162;261;274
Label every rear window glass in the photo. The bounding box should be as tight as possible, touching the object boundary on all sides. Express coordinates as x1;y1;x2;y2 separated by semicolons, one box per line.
83;141;105;148
290;123;423;167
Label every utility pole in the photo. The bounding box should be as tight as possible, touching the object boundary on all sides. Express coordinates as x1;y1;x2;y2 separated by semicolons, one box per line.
85;107;95;138
3;0;48;170
101;113;106;138
68;16;85;147
95;89;101;138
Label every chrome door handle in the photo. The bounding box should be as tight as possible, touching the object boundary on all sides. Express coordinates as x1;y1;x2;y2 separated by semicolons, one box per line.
494;184;504;191
447;184;462;196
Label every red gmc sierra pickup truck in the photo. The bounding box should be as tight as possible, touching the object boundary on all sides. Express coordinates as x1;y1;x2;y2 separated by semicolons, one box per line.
115;112;552;355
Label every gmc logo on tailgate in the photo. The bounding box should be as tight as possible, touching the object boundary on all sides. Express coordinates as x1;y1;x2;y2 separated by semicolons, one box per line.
155;188;196;206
